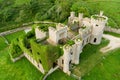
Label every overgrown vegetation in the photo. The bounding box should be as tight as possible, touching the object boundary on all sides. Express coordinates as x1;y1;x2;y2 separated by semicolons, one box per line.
66;40;75;46
0;37;8;50
1;0;120;80
30;40;63;73
0;0;120;32
9;39;23;58
37;24;56;32
9;29;35;59
9;28;63;73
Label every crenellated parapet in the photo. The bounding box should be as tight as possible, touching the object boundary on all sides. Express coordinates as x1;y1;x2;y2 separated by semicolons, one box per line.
48;23;68;44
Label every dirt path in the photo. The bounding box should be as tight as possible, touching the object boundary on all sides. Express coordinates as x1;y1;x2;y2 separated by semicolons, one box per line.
100;34;120;53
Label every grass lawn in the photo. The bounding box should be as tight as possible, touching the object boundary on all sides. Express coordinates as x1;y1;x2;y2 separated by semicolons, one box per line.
0;48;76;80
72;0;120;28
47;69;76;80
104;31;120;37
0;30;120;80
72;38;109;76
85;0;120;28
4;31;25;43
0;48;43;80
0;31;75;80
0;37;8;51
82;49;120;80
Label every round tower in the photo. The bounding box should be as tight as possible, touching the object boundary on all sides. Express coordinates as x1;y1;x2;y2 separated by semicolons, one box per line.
90;11;108;44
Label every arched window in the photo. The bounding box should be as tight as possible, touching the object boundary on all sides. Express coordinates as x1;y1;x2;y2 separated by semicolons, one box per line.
39;59;42;63
94;38;97;42
62;60;64;64
96;24;98;27
37;52;40;55
70;52;73;55
82;40;84;46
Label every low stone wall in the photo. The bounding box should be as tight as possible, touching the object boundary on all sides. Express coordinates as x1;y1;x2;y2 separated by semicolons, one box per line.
104;27;120;34
12;54;24;62
71;74;81;80
43;66;59;80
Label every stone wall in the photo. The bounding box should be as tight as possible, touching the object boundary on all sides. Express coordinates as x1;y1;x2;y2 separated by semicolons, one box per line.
43;66;59;80
24;53;45;74
11;54;24;62
48;24;67;44
104;27;120;34
35;28;47;40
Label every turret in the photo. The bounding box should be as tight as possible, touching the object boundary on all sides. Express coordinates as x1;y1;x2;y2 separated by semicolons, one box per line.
90;11;108;44
68;12;75;27
70;12;75;18
63;45;72;75
72;39;82;64
78;13;83;27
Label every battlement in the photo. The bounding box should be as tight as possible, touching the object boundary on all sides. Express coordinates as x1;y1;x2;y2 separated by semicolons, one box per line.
70;12;75;17
91;11;108;23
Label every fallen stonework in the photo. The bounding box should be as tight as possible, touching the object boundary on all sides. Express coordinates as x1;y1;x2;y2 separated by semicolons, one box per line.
100;34;120;53
11;54;24;62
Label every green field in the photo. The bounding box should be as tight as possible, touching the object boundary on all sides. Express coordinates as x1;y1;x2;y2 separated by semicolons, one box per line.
0;0;120;79
0;31;120;80
0;49;75;80
82;49;120;80
0;0;120;32
0;49;44;80
1;33;120;80
0;30;75;80
72;38;109;76
0;37;8;50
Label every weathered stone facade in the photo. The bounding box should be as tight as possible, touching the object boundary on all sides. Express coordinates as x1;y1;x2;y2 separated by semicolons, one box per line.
56;11;108;75
48;23;67;44
35;27;47;40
